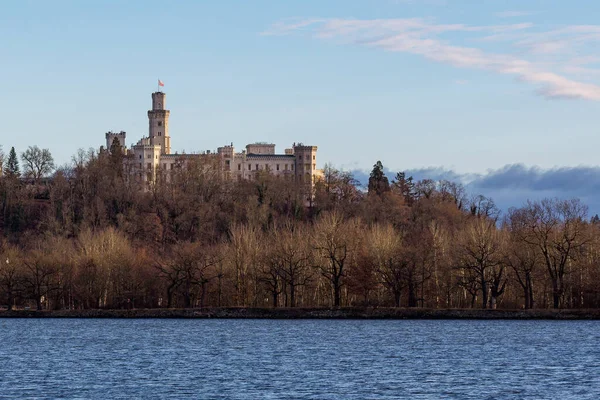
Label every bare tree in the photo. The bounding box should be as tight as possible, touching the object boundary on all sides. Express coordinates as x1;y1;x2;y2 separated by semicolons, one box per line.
228;224;261;306
157;242;220;308
457;217;503;309
314;213;358;307
22;245;58;310
504;209;541;309
21;145;55;181
269;224;312;307
512;199;589;308
0;245;23;310
368;224;405;307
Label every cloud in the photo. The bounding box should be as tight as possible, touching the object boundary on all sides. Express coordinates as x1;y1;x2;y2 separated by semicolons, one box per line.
350;164;600;215
265;18;600;101
495;11;533;18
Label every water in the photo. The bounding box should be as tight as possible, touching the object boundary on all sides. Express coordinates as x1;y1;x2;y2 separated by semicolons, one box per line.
0;319;598;399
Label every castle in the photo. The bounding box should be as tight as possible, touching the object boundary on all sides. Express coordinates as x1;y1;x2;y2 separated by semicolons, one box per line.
104;91;319;186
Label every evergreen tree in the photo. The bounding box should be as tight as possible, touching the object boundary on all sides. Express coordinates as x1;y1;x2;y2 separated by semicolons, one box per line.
368;161;390;196
6;147;20;178
392;171;415;205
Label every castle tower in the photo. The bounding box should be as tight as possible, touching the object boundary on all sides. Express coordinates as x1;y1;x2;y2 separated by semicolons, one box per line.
293;144;318;184
105;131;126;152
148;91;171;154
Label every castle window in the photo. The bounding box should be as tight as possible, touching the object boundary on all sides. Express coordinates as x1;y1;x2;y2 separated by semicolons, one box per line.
163;163;166;170
158;121;162;127
285;164;288;170
139;155;142;159
248;164;251;171
291;164;294;171
256;164;259;170
238;164;241;171
147;154;151;158
313;155;315;160
158;132;162;136
313;164;316;170
147;163;152;169
276;164;280;171
299;155;302;160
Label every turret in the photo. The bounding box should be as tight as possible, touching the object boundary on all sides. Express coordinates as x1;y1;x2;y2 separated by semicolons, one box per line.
293;143;318;183
148;91;171;154
105;131;126;152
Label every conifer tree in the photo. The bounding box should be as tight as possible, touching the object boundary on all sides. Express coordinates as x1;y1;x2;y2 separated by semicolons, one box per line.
368;160;390;196
393;171;415;205
6;147;20;178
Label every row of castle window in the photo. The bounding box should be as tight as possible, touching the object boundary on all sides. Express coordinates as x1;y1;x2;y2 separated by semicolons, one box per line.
298;155;316;161
237;163;295;171
138;162;314;172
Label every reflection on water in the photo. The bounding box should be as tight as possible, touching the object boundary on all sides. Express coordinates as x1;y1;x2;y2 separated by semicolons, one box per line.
0;319;598;399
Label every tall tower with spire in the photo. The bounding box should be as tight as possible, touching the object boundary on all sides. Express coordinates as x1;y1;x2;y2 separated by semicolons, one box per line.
148;91;171;154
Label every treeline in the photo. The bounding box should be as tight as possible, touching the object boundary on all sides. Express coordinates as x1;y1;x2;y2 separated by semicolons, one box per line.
0;146;599;311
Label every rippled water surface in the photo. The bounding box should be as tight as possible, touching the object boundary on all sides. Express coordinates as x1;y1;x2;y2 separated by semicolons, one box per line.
0;319;598;399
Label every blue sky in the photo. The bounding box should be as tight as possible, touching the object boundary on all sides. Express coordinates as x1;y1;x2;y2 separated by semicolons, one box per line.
2;0;600;209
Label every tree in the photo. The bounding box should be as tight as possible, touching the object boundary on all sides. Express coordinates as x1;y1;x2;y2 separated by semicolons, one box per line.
313;164;361;215
0;145;4;173
268;224;312;307
512;199;589;308
469;195;500;221
158;241;220;308
21;145;55;181
457;217;503;309
259;248;283;308
392;172;415;206
22;244;58;310
504;208;541;309
314;213;358;307
5;147;20;178
368;161;390;196
226;223;264;307
368;224;405;307
0;245;23;310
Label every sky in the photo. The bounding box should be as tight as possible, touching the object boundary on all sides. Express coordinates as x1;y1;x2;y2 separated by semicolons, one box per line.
2;0;600;211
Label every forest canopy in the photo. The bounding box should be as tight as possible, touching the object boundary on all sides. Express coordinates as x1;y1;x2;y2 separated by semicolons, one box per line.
1;148;599;311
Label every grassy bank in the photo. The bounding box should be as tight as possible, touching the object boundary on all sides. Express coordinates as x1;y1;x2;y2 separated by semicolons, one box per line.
2;307;600;319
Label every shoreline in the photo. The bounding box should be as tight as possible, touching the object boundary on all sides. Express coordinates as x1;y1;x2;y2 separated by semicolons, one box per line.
2;307;600;319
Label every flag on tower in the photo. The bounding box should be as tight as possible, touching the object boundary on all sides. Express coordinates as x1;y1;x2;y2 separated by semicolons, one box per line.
158;79;165;87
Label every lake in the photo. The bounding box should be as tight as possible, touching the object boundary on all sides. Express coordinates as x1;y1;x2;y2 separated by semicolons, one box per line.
0;319;598;399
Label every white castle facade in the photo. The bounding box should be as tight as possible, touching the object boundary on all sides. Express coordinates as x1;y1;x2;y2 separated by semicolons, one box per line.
104;91;319;186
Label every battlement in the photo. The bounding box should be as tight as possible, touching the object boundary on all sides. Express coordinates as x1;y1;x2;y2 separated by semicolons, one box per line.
246;143;276;155
106;131;127;150
293;143;318;152
105;130;126;138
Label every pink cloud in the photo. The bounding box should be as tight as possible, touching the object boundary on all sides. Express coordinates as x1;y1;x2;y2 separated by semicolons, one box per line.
265;18;600;101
